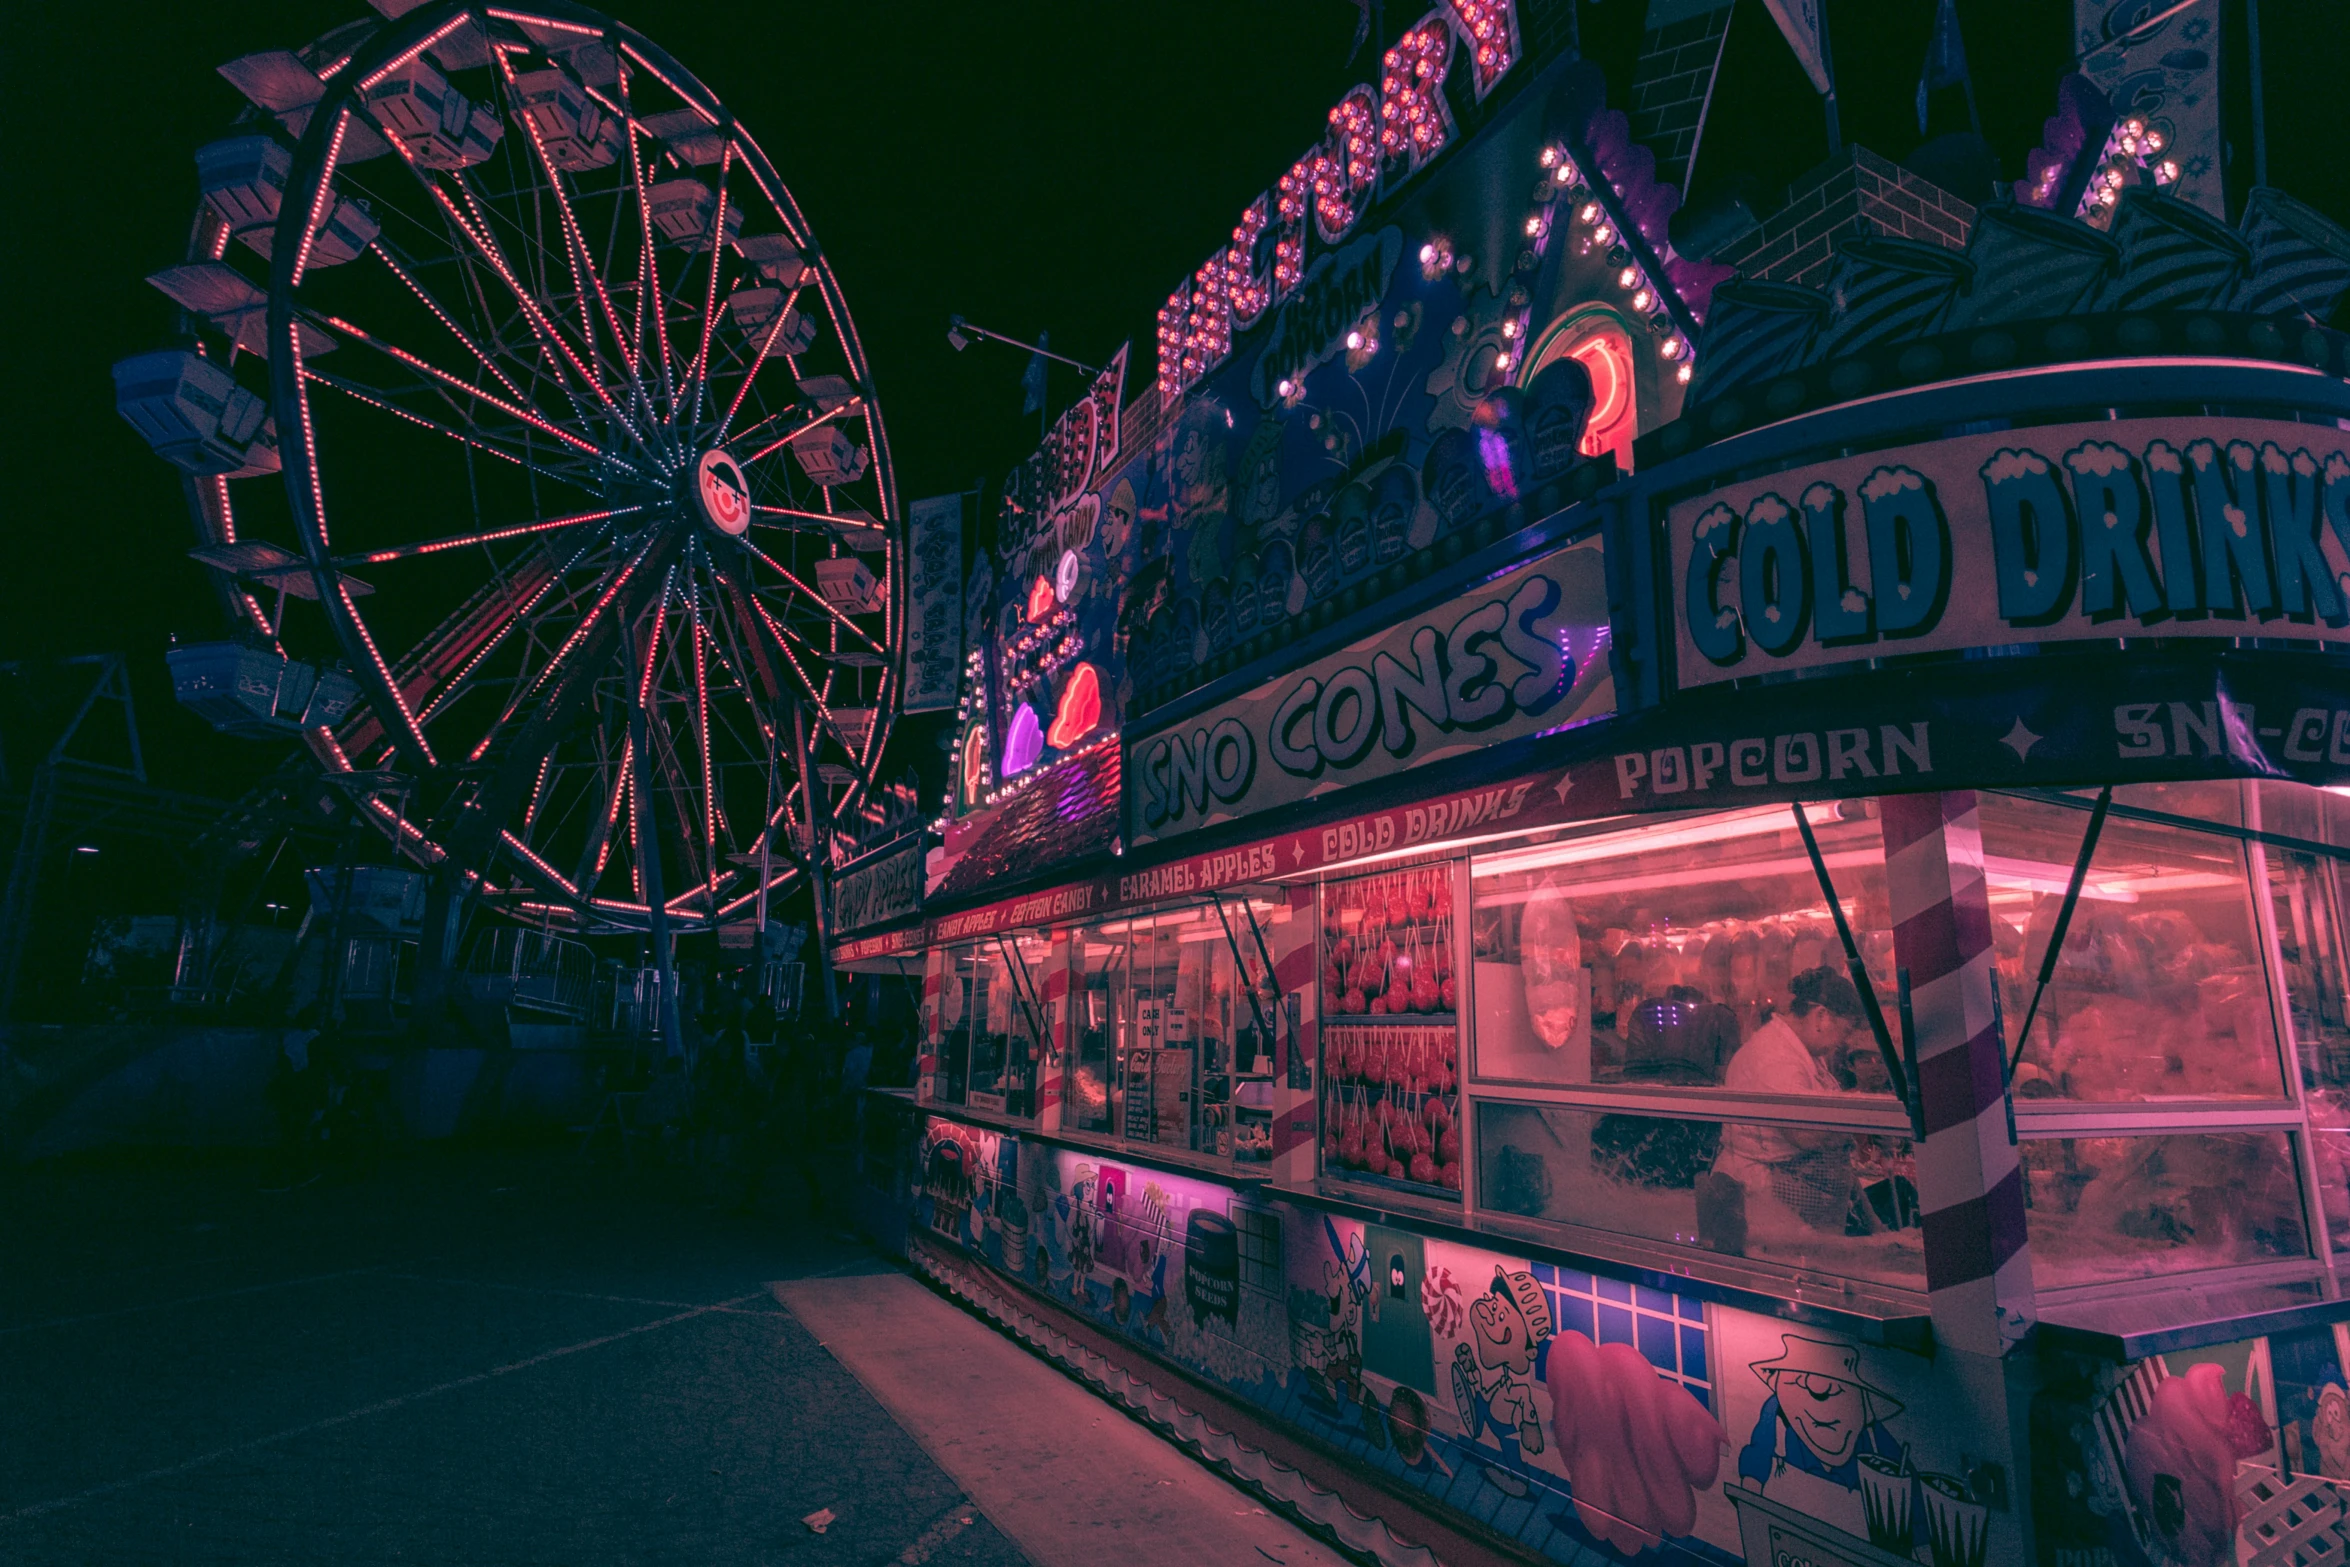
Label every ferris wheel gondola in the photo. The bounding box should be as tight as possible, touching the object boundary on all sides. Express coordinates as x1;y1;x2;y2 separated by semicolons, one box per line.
122;0;904;942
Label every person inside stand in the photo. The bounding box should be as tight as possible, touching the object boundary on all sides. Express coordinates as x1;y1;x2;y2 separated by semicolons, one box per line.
1695;967;1869;1256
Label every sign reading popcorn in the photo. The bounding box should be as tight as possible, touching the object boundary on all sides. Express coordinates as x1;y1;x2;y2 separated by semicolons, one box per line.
1667;416;2350;688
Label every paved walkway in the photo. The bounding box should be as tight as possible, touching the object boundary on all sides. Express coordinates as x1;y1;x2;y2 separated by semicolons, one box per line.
0;1148;1341;1567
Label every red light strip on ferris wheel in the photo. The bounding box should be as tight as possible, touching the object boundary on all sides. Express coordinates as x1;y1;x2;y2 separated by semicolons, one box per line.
616;41;718;123
593;737;632;881
340;505;644;566
415;519;621;726
735;538;886;655
683;144;734;431
289;108;350;289
301;366;534;474
689;592;717;900
364;243;530;407
342;578;438;767
636;574;671;707
498;829;580;896
740;397;859;465
485;8;601;36
319;313;607;461
425;180;642;455
488;46;640;382
358;15;471;90
715;285;803;442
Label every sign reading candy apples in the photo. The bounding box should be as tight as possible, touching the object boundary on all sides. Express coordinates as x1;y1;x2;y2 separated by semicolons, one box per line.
1667;416;2350;689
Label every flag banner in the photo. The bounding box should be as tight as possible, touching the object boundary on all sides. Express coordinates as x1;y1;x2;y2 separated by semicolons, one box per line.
903;492;965;712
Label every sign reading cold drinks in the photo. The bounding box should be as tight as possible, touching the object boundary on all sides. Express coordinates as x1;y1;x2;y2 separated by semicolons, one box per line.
1668;416;2350;688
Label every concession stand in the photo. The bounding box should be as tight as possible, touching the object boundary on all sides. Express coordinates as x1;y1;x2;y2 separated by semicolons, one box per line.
859;5;2350;1565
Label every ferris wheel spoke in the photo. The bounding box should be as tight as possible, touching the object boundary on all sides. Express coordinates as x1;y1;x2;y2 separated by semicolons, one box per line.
297;365;594;491
616;62;677;419
332;505;645;568
490;47;644;394
365;242;534;409
412;525;625;729
677;141;735;436
736;538;886;656
710;286;799;447
429;173;647;466
736;396;860;467
466;535;664;764
309;307;614;468
685;587;721;901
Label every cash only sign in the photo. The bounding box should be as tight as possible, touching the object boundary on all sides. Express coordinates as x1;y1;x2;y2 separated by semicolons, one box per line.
1668;415;2350;687
1128;537;1615;848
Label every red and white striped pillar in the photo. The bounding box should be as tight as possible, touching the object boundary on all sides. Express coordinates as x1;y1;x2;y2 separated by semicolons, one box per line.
1273;883;1321;1184
1038;930;1071;1127
917;947;944;1105
1881;790;2034;1356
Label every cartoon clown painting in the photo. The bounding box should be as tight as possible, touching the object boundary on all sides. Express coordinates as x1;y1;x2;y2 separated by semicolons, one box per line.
1452;1266;1551;1455
1736;1334;1908;1540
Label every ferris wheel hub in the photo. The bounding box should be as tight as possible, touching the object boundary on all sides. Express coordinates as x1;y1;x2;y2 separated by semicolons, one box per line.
689;446;751;537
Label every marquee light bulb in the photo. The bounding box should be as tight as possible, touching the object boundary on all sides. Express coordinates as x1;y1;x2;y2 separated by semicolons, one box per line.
1676;362;1693;383
1578;202;1600;223
1538;146;1558;168
1493;351;1512;371
1554;162;1573;183
1660;336;1684;360
1618;266;1640;289
1524;214;1545;237
1592;223;1613;245
1500;319;1518;339
1632;287;1654;311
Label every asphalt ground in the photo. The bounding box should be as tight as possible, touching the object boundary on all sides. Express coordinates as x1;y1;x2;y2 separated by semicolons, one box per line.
0;1144;1047;1565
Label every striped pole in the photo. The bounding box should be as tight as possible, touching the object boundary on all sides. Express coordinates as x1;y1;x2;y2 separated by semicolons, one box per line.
1881;791;2034;1356
1039;930;1071;1125
1274;884;1321;1184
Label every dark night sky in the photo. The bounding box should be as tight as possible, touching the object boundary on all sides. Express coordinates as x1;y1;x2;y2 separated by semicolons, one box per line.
4;0;2343;803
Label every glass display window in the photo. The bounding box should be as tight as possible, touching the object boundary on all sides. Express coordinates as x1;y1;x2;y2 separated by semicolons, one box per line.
934;938;1047;1118
1473;1101;1925;1291
1982;785;2285;1104
1467;804;1897;1100
1070;930;1126;1135
1064;899;1281;1162
2019;1130;2311;1290
1319;860;1464;1197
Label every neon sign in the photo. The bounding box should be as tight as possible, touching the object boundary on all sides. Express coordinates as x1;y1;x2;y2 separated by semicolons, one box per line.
1157;2;1519;407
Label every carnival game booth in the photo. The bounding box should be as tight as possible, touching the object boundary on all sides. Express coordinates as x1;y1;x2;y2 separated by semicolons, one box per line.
876;8;2350;1567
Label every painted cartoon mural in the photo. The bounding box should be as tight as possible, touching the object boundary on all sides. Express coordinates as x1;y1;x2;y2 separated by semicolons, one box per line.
902;1114;2350;1564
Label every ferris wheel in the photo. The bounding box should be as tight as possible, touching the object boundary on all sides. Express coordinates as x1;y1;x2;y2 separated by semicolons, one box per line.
119;0;903;938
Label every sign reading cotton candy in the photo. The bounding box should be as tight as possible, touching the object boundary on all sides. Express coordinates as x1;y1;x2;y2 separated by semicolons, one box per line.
1545;1330;1726;1555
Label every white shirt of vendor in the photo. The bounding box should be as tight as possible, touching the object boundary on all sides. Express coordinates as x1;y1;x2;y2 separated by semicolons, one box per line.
1712;1015;1839;1188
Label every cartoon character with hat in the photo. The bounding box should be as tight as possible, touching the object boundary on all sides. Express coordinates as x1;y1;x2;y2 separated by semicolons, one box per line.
1736;1334;1908;1539
1453;1266;1553;1454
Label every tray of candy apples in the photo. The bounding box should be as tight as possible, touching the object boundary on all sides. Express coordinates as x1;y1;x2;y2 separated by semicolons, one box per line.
1322;867;1457;1021
1321;1081;1464;1192
1321;1025;1463;1194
